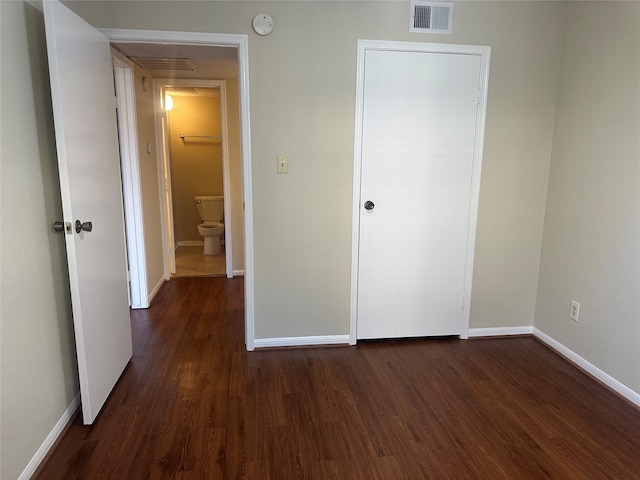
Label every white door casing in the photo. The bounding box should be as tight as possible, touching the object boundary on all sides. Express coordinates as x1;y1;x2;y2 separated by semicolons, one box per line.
44;0;133;424
350;40;491;343
112;51;149;309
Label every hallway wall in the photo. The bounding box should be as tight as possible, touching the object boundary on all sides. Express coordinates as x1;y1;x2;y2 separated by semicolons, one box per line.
0;2;78;478
133;64;165;296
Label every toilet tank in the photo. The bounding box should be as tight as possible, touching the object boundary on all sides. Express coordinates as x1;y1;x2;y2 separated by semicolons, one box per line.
195;195;224;222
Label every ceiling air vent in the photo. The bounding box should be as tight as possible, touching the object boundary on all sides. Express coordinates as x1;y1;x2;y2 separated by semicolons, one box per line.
129;57;194;71
410;1;453;34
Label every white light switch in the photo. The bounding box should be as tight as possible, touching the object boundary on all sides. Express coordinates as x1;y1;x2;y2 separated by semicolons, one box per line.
277;155;288;174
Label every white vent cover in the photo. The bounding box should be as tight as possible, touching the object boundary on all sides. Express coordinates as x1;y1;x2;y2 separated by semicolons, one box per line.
410;1;453;34
129;57;194;71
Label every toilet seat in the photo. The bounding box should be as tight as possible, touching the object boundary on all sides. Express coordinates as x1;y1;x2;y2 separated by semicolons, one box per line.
198;222;223;229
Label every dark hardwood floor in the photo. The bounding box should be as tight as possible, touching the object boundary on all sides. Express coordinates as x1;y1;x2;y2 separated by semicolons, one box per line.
36;277;640;479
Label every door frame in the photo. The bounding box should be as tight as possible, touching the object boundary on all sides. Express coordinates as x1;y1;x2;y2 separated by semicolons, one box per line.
155;79;234;279
349;39;491;345
112;50;149;308
102;28;256;351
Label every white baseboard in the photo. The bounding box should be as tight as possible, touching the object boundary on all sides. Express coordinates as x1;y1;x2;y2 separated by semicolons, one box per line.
533;327;640;408
147;276;165;306
254;335;350;349
468;326;534;338
19;393;80;480
175;240;203;249
232;269;245;276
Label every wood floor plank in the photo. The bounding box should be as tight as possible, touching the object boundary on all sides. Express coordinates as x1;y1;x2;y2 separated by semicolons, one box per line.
35;277;640;479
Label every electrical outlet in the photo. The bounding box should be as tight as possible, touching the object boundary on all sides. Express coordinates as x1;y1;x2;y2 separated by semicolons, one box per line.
569;300;580;322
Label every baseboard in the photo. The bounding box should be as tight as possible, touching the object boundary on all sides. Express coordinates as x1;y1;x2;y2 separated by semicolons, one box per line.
232;269;245;276
19;393;80;480
533;327;640;408
254;335;351;349
175;240;203;249
468;326;533;338
148;276;166;306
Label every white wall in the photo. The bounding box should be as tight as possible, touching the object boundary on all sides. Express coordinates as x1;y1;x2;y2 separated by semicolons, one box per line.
535;2;640;392
0;2;78;478
67;0;565;338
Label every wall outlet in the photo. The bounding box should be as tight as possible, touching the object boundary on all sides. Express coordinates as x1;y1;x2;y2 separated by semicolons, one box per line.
569;300;580;321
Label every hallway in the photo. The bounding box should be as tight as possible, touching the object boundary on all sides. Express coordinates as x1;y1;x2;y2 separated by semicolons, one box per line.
36;278;640;479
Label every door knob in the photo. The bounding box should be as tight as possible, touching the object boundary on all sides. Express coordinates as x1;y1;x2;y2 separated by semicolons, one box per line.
364;200;375;210
75;220;93;234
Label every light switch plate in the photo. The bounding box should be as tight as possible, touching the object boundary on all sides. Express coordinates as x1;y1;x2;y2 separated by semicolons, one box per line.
277;155;288;174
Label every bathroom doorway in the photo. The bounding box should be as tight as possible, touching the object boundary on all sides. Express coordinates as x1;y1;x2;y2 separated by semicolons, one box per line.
160;81;233;278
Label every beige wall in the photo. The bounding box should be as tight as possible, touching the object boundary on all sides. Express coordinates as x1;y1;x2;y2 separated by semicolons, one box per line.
168;94;223;243
68;0;564;337
1;2;78;478
535;2;640;392
133;64;165;296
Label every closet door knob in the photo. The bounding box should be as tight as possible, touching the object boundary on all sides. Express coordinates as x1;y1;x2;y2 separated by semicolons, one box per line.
364;200;375;211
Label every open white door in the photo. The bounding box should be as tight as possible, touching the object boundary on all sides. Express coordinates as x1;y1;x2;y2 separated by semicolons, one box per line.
44;0;133;424
154;82;177;277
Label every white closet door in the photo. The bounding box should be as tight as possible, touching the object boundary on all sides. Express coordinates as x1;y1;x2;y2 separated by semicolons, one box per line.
357;49;482;339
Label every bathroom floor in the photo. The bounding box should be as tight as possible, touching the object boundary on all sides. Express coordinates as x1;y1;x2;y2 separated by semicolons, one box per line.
173;245;225;277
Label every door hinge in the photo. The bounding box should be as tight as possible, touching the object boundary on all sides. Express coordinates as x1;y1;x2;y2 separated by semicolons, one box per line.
477;88;482;106
462;295;466;309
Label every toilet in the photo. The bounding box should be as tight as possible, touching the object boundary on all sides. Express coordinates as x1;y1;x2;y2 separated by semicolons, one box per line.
195;195;224;256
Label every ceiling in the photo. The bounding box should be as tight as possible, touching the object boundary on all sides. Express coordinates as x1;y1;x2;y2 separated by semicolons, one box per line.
111;42;238;80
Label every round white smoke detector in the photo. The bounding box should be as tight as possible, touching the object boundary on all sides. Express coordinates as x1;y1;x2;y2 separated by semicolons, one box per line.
252;13;273;36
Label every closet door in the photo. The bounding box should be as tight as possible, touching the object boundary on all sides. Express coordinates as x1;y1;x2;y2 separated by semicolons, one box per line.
356;46;484;340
